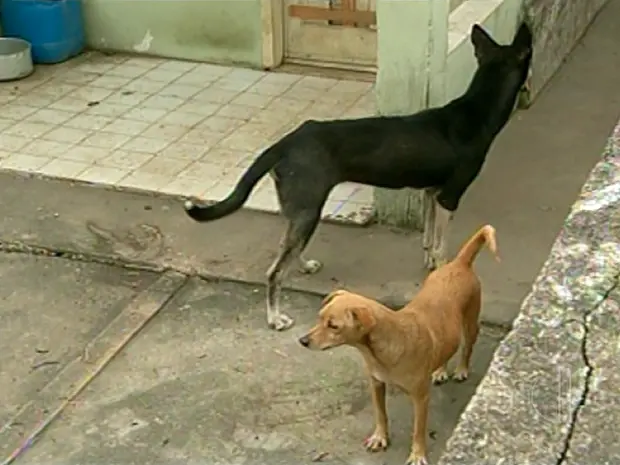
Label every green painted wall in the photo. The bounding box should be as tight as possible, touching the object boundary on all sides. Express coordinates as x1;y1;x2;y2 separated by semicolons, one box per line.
82;0;263;68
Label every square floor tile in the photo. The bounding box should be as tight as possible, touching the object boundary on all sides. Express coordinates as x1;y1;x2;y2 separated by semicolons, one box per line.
119;171;174;191
123;107;167;123
282;86;325;101
36;83;79;98
142;68;185;83
76;61;116;74
82;131;132;150
48;96;90;113
59;146;111;163
22;139;74;157
83;102;132;118
178;128;223;147
160;175;214;197
98;150;153;171
107;64;149;79
0;118;15;132
328;183;359;202
39;158;90;178
141;123;189;142
193;87;239;105
142;95;185;111
2;104;38;120
246;188;280;213
158;142;209;162
68;86;114;103
90;75;133;90
177;160;223;182
121;79;168;95
225;68;266;82
136;156;192;176
4;121;55;138
0;153;51;172
216;104;259;121
0;134;31;151
202;180;240;201
176;101;221;117
211;77;253;92
198;116;244;134
201;147;250;168
156;60;198;73
43;127;91;144
64;114;115;131
230;92;274;109
121;136;171;154
124;57;163;69
103;118;151;136
26;108;75;125
159;83;202;99
15;92;58;108
159;110;206;127
77;166;129;184
105;90;150;106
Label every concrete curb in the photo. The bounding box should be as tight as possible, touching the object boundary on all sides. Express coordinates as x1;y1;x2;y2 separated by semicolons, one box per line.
0;271;188;465
437;120;620;463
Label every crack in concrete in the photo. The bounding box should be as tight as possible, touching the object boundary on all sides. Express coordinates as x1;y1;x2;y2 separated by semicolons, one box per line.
556;274;620;465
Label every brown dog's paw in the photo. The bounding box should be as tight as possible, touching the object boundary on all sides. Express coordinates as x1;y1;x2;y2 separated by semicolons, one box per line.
431;369;449;385
363;431;389;452
452;368;469;382
405;453;428;465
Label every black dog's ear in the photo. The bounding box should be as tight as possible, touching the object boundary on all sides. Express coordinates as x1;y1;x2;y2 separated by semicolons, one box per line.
471;24;499;62
512;22;533;62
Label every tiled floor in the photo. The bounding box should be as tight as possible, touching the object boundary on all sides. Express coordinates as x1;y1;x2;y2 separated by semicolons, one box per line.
0;52;376;225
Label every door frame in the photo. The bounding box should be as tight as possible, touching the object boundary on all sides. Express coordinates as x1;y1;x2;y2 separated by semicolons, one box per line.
260;0;285;70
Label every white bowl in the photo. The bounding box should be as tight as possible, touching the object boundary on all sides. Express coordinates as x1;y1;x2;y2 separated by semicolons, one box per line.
0;37;34;82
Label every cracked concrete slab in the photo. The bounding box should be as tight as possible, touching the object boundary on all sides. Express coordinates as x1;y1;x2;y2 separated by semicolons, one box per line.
19;278;505;465
564;283;620;464
437;84;620;465
0;254;160;458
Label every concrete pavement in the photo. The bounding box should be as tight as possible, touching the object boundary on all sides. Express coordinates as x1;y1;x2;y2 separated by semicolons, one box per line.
3;271;503;465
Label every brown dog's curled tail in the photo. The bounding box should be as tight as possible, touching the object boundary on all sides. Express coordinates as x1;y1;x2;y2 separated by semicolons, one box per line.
454;225;500;267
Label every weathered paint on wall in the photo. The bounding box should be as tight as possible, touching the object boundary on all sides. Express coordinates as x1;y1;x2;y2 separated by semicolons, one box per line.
82;0;263;68
523;0;608;97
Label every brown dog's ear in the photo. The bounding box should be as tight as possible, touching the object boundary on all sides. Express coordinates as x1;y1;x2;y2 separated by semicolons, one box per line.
471;24;499;63
322;289;348;307
346;305;376;330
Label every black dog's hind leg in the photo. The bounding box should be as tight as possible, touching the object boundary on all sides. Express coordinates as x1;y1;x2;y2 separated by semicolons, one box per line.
422;189;436;270
266;210;321;331
429;201;452;270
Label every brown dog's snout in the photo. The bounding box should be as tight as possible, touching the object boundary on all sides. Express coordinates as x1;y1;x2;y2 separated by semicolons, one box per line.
298;334;310;347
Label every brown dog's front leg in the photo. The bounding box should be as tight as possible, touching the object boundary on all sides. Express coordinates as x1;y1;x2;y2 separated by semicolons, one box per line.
364;376;389;452
405;385;430;465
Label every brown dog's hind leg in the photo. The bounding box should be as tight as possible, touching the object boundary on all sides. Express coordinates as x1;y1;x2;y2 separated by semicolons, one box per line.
453;295;481;381
266;211;321;331
405;385;430;465
364;376;389;452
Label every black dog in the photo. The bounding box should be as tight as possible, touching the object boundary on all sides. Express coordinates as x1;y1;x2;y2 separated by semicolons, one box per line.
184;22;533;331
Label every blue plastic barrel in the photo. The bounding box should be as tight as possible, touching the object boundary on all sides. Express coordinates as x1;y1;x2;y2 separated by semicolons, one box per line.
1;0;85;64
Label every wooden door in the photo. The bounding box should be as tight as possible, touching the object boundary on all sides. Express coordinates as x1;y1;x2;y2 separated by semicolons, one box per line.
284;0;377;71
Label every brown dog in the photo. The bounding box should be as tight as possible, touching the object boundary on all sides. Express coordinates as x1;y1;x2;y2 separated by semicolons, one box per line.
298;225;499;465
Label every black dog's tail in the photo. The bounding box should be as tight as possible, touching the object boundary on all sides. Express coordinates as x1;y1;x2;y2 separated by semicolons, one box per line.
184;146;282;222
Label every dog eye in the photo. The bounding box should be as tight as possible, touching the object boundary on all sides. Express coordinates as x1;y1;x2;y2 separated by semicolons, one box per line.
327;320;339;330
